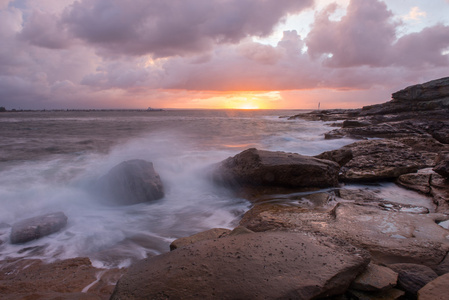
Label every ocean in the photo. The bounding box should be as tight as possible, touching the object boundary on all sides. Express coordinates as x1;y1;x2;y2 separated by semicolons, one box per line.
0;109;367;267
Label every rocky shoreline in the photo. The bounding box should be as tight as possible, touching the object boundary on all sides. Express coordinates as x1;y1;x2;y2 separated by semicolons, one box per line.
2;77;449;299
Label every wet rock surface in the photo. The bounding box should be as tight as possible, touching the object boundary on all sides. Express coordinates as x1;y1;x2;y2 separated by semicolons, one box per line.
0;257;125;300
111;231;370;300
95;159;164;205
239;202;449;267
213;148;340;189
10;212;68;244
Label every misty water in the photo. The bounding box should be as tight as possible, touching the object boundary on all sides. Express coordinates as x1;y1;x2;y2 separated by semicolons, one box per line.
0;110;362;267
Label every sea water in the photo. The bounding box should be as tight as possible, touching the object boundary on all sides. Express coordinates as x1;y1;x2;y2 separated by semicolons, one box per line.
0;109;356;267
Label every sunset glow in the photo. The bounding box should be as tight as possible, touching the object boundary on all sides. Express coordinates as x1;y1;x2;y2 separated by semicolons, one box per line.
0;0;448;110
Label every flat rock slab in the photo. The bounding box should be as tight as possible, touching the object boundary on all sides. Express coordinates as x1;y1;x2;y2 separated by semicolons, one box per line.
169;228;231;251
111;231;370;300
212;148;340;189
240;202;449;267
10;212;68;244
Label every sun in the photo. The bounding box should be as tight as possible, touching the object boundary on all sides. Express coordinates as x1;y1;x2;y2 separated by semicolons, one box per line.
238;103;260;109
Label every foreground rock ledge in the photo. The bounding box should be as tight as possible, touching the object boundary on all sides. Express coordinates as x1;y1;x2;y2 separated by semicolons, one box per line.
212;148;340;189
111;231;370;300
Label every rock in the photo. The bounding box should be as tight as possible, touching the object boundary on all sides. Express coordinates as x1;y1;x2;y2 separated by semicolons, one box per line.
350;263;398;292
335;139;430;181
429;173;449;213
433;152;449;178
315;148;353;166
228;226;254;236
388;263;438;296
111;231;370;300
418;273;449;300
342;119;372;128
212;148;340;189
392;76;449;102
96;159;164;205
169;228;230;251
239;202;449;267
0;257;125;299
397;169;433;194
434;252;449;276
348;288;405;300
10;212;68;244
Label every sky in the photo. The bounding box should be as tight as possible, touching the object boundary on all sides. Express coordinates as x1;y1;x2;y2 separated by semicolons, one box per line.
1;0;449;110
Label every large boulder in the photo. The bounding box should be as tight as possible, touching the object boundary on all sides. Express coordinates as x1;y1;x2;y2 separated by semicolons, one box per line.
96;159;164;205
212;148;340;189
10;212;68;244
111;231;370;300
350;263;398;292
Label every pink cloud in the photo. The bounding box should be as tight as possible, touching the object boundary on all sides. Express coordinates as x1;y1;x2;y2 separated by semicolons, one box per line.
62;0;313;58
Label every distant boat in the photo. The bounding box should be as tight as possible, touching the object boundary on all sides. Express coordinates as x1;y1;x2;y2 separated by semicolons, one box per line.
147;107;164;111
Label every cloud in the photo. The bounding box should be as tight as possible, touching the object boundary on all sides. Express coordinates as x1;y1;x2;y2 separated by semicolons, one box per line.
306;0;397;67
403;6;427;21
18;10;72;49
62;0;313;57
305;0;449;69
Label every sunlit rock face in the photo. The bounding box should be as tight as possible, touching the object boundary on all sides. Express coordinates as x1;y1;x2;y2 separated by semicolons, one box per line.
212;148;340;189
10;212;68;244
95;159;164;205
111;231;370;300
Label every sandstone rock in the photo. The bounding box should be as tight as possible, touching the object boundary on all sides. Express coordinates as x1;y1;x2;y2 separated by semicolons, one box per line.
418;273;449;300
111;231;370;300
388;263;438;296
433;152;449;178
350;263;398;292
169;228;230;251
96;159;164;205
239;202;449;267
397;169;433;194
429;172;449;213
212;148;340;189
342;119;372;128
10;212;68;244
392;76;449;102
315;148;353;166
335;139;430;181
434;252;449;276
0;257;125;300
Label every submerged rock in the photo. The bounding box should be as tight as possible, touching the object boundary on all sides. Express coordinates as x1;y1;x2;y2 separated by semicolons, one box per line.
212;148;339;189
111;231;369;300
95;159;164;205
10;212;68;244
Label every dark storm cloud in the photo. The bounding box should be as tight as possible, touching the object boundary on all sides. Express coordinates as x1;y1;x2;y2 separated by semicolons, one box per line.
61;0;313;57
